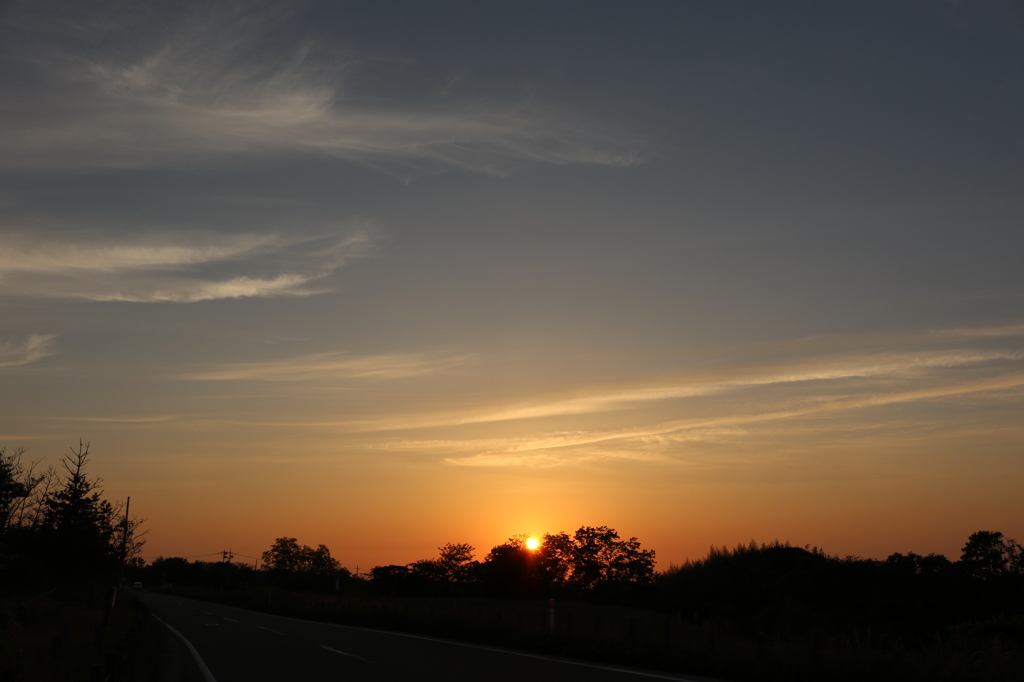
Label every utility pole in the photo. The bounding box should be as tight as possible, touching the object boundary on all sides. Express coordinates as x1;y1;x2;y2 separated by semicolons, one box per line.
121;496;130;560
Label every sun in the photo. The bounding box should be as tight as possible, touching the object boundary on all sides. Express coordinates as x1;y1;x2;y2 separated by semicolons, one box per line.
525;537;540;550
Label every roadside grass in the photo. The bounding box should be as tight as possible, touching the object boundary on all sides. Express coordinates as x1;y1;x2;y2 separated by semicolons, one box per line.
162;587;1024;682
0;588;164;682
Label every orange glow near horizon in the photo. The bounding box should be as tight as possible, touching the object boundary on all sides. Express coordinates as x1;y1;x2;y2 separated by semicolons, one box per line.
4;0;1024;611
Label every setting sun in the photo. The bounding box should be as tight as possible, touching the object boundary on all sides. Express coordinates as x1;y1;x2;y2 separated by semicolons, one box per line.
525;538;540;550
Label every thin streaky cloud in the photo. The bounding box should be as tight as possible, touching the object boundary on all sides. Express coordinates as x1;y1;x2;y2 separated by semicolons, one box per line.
0;334;56;368
384;427;750;454
0;232;286;273
927;323;1024;339
57;415;178;423
180;351;470;382
0;230;372;302
444;372;1024;467
429;348;1024;429
74;273;328;303
444;449;675;469
714;322;1024;361
296;348;1023;435
0;434;55;441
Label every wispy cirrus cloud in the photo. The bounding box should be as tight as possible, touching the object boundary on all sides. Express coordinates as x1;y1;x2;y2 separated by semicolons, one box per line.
322;323;1024;467
70;322;1020;470
58;415;178;423
0;333;56;368
0;229;371;302
444;371;1024;468
455;348;1024;425
0;2;650;175
348;344;1024;432
181;351;469;381
926;323;1024;339
0;232;282;273
240;323;1024;439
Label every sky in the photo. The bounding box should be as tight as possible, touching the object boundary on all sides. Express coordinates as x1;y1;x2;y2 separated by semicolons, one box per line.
2;0;1023;571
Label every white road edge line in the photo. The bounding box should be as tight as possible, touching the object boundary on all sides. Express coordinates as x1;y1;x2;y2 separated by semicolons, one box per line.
256;625;283;635
320;645;374;663
150;613;218;682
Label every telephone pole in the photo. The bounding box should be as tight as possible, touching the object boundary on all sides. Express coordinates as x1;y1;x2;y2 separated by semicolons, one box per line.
121;496;130;560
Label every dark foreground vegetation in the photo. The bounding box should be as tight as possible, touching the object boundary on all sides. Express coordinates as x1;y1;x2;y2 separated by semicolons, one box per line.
0;443;154;680
146;531;1024;682
1;587;163;681
3;442;1023;681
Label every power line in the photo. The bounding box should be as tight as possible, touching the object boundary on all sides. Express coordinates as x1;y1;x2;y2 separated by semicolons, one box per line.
138;551;250;560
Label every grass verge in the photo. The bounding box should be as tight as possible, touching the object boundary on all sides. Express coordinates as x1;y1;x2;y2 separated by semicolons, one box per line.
0;587;165;681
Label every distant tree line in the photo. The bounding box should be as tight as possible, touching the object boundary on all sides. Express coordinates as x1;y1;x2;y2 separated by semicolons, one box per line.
0;442;145;591
9;440;1023;653
138;524;1024;629
139;526;655;599
657;532;1024;643
135;520;1024;659
370;527;656;599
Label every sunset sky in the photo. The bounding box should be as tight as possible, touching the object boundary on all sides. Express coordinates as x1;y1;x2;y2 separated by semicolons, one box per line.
2;0;1023;571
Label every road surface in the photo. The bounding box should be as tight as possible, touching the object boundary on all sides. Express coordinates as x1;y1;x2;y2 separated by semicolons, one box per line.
134;591;712;682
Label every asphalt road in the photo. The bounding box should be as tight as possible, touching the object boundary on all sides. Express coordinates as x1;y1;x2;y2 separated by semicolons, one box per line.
134;591;709;682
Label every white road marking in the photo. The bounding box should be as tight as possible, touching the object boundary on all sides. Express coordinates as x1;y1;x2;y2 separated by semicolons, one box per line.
257;625;283;635
150;594;701;680
222;617;238;622
150;613;218;682
321;645;374;663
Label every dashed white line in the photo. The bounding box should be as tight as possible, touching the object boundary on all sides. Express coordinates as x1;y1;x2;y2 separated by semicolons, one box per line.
257;625;283;635
222;617;238;622
320;645;374;664
148;594;700;680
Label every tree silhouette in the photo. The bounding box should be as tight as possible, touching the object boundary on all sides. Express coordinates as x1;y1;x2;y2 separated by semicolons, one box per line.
961;530;1021;578
261;537;341;574
0;447;34;533
468;527;657;597
885;551;953;577
261;537;350;592
540;526;656;590
436;542;477;583
28;441;136;586
478;536;539;597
